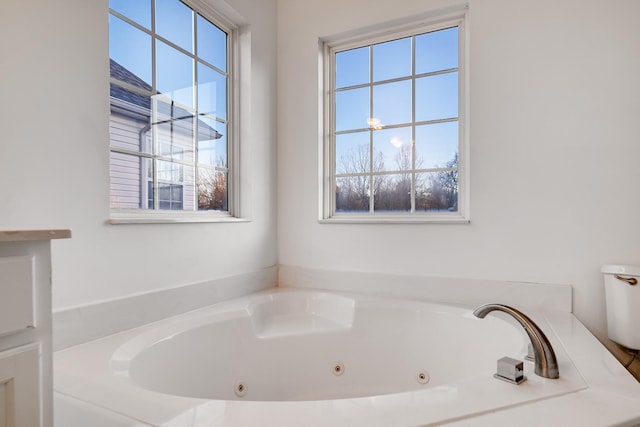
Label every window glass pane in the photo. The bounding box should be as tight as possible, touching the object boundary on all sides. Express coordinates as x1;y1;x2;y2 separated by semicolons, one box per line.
373;37;411;82
415;121;458;169
336;176;370;212
335;87;369;131
109;0;151;29
198;63;226;119
109;15;152;86
374;174;411;212
156;40;194;108
415;27;458;74
110;152;145;209
154;96;194;128
157;159;183;182
182;162;196;210
148;181;154;208
373;127;412;172
336;132;370;175
155;161;196;211
156;183;184;210
158;142;187;164
156;0;193;53
197;14;226;71
109;85;152;153
198;117;227;167
415;72;458;122
198;168;227;210
153;97;195;162
373;80;412;126
336;47;369;88
415;170;458;212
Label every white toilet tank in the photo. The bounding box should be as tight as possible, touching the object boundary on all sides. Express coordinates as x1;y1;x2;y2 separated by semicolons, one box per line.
602;264;640;350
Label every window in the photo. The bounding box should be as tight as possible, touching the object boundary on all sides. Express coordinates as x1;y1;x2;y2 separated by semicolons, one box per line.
322;12;468;223
108;0;236;221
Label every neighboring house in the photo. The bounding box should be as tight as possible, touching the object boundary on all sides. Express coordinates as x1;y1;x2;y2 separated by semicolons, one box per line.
109;59;222;210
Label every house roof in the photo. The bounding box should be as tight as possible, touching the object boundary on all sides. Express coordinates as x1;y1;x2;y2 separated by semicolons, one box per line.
110;59;222;140
110;59;153;111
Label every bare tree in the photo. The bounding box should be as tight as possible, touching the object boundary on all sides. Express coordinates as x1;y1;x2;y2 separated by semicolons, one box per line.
374;143;428;211
435;152;459;209
416;152;458;211
337;142;455;212
198;160;227;210
336;144;384;211
373;143;409;211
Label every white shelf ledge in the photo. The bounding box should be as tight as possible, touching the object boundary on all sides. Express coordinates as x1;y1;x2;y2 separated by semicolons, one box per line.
0;229;71;242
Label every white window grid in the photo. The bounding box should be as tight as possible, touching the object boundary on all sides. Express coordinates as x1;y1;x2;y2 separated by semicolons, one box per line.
109;0;236;214
322;13;469;223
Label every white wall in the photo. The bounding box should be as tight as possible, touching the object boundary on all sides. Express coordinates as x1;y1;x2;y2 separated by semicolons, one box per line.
2;0;639;349
0;0;278;310
277;0;640;342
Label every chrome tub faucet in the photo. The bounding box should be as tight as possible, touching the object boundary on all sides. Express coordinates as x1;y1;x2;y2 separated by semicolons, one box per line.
473;304;560;379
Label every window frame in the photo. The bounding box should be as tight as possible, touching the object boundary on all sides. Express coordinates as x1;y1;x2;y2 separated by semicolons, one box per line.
108;0;245;224
320;10;470;224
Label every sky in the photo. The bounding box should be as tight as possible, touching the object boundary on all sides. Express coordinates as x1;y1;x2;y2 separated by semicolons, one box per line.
334;26;459;175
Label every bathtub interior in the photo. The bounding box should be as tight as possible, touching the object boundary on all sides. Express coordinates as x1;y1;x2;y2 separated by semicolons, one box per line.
249;292;356;338
122;293;526;401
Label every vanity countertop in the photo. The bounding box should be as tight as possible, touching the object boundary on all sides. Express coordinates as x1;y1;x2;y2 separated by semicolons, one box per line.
0;229;72;242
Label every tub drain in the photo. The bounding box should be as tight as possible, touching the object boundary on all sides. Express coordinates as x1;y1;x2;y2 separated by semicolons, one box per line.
234;381;247;397
332;362;345;376
417;370;430;384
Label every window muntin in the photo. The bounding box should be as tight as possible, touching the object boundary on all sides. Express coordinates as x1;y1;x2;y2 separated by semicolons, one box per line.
108;0;231;214
325;18;466;222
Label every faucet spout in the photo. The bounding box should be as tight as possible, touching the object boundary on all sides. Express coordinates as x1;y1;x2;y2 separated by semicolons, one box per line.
473;304;560;379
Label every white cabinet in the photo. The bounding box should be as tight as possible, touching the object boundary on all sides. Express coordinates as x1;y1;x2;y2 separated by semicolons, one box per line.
0;344;40;427
0;230;70;427
0;256;35;337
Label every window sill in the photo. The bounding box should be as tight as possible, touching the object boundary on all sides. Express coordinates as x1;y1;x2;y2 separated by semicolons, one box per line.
319;213;470;224
108;210;250;225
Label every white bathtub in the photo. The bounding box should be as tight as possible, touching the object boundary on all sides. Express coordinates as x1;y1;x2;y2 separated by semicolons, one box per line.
54;288;640;426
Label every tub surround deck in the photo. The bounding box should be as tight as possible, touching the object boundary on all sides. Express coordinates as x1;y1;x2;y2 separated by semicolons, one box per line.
54;284;640;427
279;265;574;312
53;266;277;350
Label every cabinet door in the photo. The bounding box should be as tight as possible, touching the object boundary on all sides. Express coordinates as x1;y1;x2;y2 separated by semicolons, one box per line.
0;344;40;427
0;256;35;336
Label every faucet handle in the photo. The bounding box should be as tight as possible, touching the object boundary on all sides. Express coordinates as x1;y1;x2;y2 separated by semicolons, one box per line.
494;356;527;385
525;343;535;361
